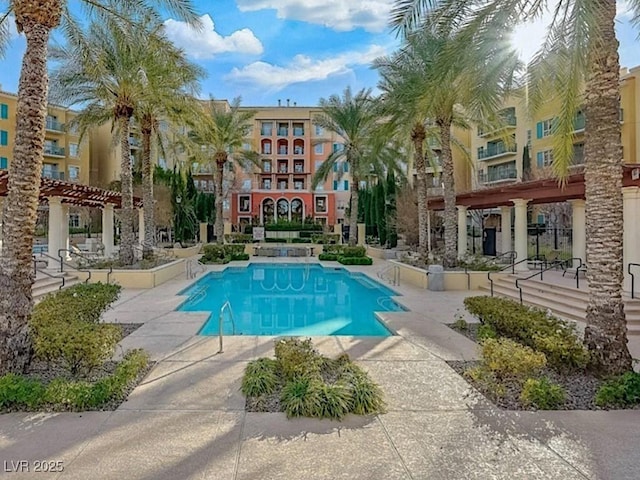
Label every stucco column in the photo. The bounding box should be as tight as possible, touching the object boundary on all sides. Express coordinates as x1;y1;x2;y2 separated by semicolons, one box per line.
199;222;208;244
47;197;64;270
357;223;365;246
511;198;530;272
623;187;640;293
223;221;232;242
138;208;144;245
500;206;512;255
568;199;586;269
61;204;70;259
457;205;468;259
102;204;114;258
333;223;343;244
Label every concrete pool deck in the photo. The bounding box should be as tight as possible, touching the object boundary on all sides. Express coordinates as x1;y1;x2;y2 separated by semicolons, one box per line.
1;258;639;479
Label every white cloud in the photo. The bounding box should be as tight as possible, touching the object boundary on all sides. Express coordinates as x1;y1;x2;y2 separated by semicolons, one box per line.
164;14;263;59
227;45;386;90
236;0;392;33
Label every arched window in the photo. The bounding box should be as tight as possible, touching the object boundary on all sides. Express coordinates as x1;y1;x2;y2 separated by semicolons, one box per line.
277;198;290;220
262;198;275;224
290;198;303;223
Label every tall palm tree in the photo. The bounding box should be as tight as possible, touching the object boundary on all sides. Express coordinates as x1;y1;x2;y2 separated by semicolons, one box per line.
134;29;204;258
0;1;199;375
185;98;258;244
391;0;634;374
312;87;402;246
376;28;518;267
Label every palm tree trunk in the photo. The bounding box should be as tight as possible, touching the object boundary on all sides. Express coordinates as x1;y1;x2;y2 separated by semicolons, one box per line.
118;116;135;265
412;123;428;255
214;153;226;244
349;171;359;246
582;0;632;375
438;119;457;268
0;11;57;374
141;122;155;259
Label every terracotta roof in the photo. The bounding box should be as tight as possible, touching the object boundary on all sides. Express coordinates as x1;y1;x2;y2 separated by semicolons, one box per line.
0;170;142;208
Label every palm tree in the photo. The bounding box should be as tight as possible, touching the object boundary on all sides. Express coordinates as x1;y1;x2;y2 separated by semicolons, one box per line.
312;87;401;246
376;28;518;267
391;0;634;374
134;29;204;258
0;1;199;375
185;98;258;243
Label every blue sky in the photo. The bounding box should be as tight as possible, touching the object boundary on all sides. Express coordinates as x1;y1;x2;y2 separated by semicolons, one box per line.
0;0;639;107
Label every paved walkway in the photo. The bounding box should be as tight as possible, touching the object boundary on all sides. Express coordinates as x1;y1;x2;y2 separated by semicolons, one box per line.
1;258;639;479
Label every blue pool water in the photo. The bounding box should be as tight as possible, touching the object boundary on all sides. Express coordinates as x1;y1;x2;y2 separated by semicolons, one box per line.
178;264;403;336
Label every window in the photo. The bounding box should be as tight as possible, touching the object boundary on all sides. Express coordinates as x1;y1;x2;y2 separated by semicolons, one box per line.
0;157;6;169
69;143;79;158
332;143;343;152
158;157;167;169
294;179;304;190
315;125;323;135
315;196;327;213
536;150;554;167
314;143;324;154
242;179;251;191
263;161;272;173
314;160;322;171
337;201;346;210
536;119;554;138
262;178;271;189
239;195;251;212
159;120;169;132
68;166;79;181
69;214;80;228
261;122;273;136
343;180;349;191
343;162;349;172
0;104;7;119
537;214;546;224
0;130;7;146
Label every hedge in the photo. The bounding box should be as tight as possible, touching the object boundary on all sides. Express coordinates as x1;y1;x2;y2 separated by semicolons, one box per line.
318;253;339;261
338;256;373;265
201;244;246;264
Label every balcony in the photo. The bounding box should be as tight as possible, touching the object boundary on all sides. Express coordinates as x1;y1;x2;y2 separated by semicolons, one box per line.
477;116;517;137
42;170;65;180
477;143;517;161
45;118;65;132
44;145;65;157
478;167;517;184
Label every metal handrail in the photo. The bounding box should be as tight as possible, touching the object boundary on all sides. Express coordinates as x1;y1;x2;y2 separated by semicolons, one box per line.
487;255;545;296
377;264;399;286
218;300;236;353
515;257;583;304
629;263;640;299
32;256;66;290
463;251;516;290
57;249;93;283
186;258;206;279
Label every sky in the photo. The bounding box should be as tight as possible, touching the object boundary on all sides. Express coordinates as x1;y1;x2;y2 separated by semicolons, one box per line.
0;1;639;107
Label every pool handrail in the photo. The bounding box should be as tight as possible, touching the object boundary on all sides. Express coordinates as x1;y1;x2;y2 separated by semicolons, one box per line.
218;300;236;353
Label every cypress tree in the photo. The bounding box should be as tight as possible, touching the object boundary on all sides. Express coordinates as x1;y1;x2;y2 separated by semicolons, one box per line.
376;181;387;246
386;171;398;248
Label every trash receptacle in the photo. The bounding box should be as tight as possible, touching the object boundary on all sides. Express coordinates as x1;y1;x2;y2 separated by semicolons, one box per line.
428;265;444;291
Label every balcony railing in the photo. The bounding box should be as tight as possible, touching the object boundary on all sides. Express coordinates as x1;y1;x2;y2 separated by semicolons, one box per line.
42;170;65;180
44;145;65;157
477;143;517;160
478;168;517;184
45;118;65;132
477;116;517;137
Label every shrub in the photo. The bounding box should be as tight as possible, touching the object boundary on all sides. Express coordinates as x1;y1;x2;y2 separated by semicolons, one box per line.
0;374;45;410
224;234;253;244
322;244;345;255
464;296;588;371
230;253;250;261
452;318;468;331
464;366;506;399
201;244;227;263
341;246;366;258
349;373;386;415
281;376;322;418
520;377;566;409
33;283;121;325
318;253;339;261
595;371;640;407
338;256;373;266
265;221;323;231
291;237;312;243
224;244;246;256
311;382;352;420
480;338;547;381
242;359;279;397
274;338;320;380
312;234;340;244
477;324;498;340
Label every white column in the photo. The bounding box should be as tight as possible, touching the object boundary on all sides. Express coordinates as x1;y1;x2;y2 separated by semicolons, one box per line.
511;198;530;272
500;205;512;255
102;204;115;257
138;208;144;245
357;223;365;246
457;205;468;259
568;199;586;269
61;204;70;259
47;197;64;270
623;187;640;293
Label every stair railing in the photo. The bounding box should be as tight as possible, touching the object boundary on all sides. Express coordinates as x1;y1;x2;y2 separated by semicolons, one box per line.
56;249;93;283
514;257;583;304
628;263;640;299
377;264;400;286
32;256;66;290
463;251;516;290
487;255;545;296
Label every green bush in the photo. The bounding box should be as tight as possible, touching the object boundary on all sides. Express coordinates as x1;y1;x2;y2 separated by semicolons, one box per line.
464;366;506;399
33;283;121;325
0;350;149;412
338;256;373;266
322;244;345;255
230;253;250;261
477;324;498;340
280;376;322;418
520;377;566;409
311;382;351;420
349;373;386;415
242;358;279;397
224;234;253;244
341;246;366;257
291;237;312;243
595;371;640;407
312;234;340;244
224;244;246;256
318;253;339;261
463;296;589;371
452;318;468;331
480;338;547;381
274;338;320;380
265;221;323;231
201;244;227;263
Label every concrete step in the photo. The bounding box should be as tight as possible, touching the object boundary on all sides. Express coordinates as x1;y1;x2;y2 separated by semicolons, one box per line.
33;272;81;302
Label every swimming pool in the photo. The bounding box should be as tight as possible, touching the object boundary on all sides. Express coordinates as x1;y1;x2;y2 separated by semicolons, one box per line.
178;264;403;336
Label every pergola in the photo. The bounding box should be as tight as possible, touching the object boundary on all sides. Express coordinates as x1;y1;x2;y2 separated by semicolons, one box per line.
0;171;144;266
425;165;640;291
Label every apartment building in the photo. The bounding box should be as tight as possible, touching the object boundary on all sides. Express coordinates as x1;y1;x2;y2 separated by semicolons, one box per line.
0;90;90;185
